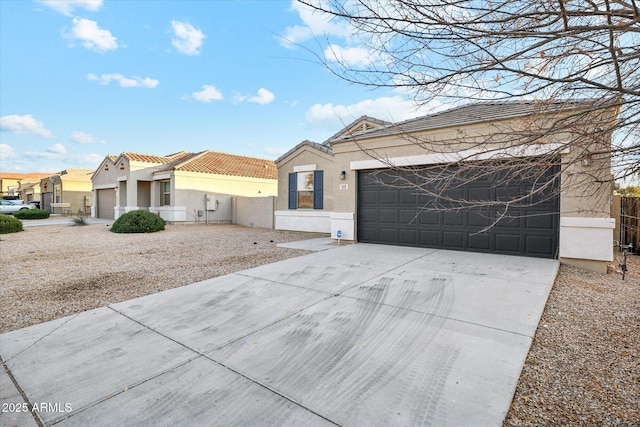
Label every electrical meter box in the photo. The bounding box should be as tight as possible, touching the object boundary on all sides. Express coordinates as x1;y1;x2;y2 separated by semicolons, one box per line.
206;194;217;211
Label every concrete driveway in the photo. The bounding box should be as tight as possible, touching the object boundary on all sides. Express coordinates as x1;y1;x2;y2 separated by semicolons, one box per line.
0;243;558;427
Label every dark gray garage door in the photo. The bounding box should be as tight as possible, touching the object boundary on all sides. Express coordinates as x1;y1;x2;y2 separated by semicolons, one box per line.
96;189;116;219
358;164;560;258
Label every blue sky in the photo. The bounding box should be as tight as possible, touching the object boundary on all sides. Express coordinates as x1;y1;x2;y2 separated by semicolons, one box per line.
0;0;431;173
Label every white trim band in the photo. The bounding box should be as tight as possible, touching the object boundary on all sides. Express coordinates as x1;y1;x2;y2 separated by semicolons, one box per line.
350;143;570;170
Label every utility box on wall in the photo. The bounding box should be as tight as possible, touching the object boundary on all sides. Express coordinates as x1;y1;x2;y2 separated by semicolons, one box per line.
206;194;217;211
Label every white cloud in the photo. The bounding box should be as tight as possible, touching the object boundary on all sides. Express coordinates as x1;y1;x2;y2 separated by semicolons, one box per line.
24;151;64;160
189;85;223;102
87;73;159;88
235;88;275;105
67;18;117;52
281;1;350;48
306;96;441;130
71;131;93;144
324;44;374;67
23;151;103;167
171;20;205;55
0;115;53;137
0;144;17;162
249;88;275;105
38;0;102;16
48;143;67;154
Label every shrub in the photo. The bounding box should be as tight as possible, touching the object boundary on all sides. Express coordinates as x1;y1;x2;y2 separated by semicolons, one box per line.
72;217;88;226
13;209;50;220
110;210;165;234
0;214;23;234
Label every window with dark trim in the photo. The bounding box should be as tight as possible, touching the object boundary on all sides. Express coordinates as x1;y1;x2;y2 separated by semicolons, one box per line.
288;170;323;209
161;181;170;206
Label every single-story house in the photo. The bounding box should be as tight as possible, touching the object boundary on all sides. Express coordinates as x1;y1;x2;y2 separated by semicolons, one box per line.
40;169;94;215
17;180;42;205
275;100;618;273
91;150;277;222
0;172;53;198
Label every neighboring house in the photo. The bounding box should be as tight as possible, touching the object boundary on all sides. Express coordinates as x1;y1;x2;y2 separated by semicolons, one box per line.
40;169;94;215
276;101;618;273
17;180;42;205
0;172;53;198
91;150;277;222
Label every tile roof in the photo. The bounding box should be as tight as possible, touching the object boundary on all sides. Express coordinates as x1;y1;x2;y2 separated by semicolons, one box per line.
0;172;56;180
323;115;391;145
121;152;176;163
330;99;601;143
276;140;334;165
155;151;277;180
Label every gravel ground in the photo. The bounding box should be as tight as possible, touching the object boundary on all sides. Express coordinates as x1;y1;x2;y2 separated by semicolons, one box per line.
505;252;640;426
0;222;319;334
1;222;638;424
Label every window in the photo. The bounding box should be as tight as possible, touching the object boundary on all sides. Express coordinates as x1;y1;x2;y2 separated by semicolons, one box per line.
161;181;170;206
54;185;61;203
288;170;323;209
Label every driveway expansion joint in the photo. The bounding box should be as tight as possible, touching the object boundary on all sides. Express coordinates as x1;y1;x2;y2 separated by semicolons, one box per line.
105;305;342;426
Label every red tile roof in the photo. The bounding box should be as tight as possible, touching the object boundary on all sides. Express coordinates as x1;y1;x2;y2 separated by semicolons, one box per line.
121;152;173;163
156;151;277;179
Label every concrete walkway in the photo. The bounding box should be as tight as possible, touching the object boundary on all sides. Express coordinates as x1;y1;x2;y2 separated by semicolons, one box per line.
20;216;114;228
0;244;558;427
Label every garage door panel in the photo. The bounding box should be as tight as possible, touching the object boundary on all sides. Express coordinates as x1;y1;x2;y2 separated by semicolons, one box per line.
97;189;116;219
495;234;521;253
358;164;559;258
378;228;397;243
399;229;418;245
399;191;417;205
379;209;397;224
468;210;491;227
469;188;491;202
360;190;378;205
443;211;463;226
419;210;439;225
526;235;555;256
359;227;379;242
496;186;521;201
420;230;440;246
379;190;396;204
468;233;491;251
494;214;522;229
525;212;555;229
399;209;418;224
443;231;464;248
360;209;378;224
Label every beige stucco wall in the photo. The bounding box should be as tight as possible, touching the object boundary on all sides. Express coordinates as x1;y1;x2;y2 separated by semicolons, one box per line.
276;106;617;270
275;146;336;211
233;196;275;229
92;159;118;189
330;110;615;219
1;178;20;196
173;171;276;198
154;171;276;222
45;175;93;214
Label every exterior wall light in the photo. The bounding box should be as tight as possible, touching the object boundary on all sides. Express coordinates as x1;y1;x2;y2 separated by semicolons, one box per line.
340;170;346;180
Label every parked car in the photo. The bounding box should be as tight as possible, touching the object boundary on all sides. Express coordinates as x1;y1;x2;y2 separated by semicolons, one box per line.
0;199;34;214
